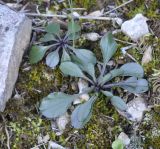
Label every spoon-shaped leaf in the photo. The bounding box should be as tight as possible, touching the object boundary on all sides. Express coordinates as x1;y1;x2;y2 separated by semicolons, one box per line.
110;96;127;111
120;63;144;78
71;95;97;129
73;49;97;64
39;92;76;118
100;32;117;63
61;49;71;62
101;90;114;98
67;21;81;41
101;62;145;85
45;23;60;34
71;50;96;80
119;77;148;93
60;62;85;78
101;69;123;85
40;33;56;42
29;45;51;64
68;21;81;34
46;50;59;68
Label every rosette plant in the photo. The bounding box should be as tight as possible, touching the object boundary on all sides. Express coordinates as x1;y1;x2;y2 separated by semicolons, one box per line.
29;21;81;68
39;32;148;129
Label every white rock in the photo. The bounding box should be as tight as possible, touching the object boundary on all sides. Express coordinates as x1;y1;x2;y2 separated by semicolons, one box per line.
142;46;153;65
48;141;65;149
0;4;32;111
73;79;90;105
83;32;100;41
72;11;80;18
114;17;123;26
37;134;50;144
118;132;130;146
56;113;69;132
127;97;148;122
121;14;149;41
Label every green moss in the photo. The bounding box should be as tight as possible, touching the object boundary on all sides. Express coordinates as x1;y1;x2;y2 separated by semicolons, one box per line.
1;0;160;148
65;95;130;148
126;0;159;19
0;62;66;148
73;0;97;11
140;106;160;148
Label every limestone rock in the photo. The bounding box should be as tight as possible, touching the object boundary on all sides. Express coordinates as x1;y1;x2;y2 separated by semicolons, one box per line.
0;4;32;111
118;97;148;122
56;113;69;133
73;79;90;105
142;46;153;65
127;97;148;122
83;32;100;41
121;14;149;41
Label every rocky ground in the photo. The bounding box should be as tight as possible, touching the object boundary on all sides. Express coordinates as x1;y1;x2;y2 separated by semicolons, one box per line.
0;0;160;148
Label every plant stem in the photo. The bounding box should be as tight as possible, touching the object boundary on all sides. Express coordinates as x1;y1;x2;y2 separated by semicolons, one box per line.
101;0;134;16
68;0;75;48
83;76;94;85
97;62;107;83
103;81;137;89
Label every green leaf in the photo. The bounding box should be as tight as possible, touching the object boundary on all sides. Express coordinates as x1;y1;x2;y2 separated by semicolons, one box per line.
101;90;114;98
120;63;144;78
71;95;97;129
83;63;96;81
119;77;148;93
46;50;59;68
110;96;127;111
40;33;55;42
71;50;96;80
101;69;123;85
61;49;71;62
68;32;80;40
39;92;76;118
29;45;51;64
45;23;60;34
112;139;124;149
100;32;117;63
67;21;81;41
73;49;97;64
68;21;81;34
101;63;145;85
60;62;85;78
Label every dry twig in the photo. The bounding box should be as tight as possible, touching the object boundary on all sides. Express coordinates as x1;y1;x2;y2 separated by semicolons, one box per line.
25;13;114;21
1;115;11;149
102;0;134;16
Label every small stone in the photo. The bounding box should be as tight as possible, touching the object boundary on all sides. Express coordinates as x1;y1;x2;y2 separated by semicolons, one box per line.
83;32;100;41
127;97;148;122
142;46;153;65
118;132;130;146
56;113;69;132
0;4;32;111
72;11;80;18
121;14;149;41
48;141;65;149
114;17;123;26
73;79;90;105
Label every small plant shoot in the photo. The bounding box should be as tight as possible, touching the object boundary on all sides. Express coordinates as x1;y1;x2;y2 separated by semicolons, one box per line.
29;21;81;69
40;32;148;129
